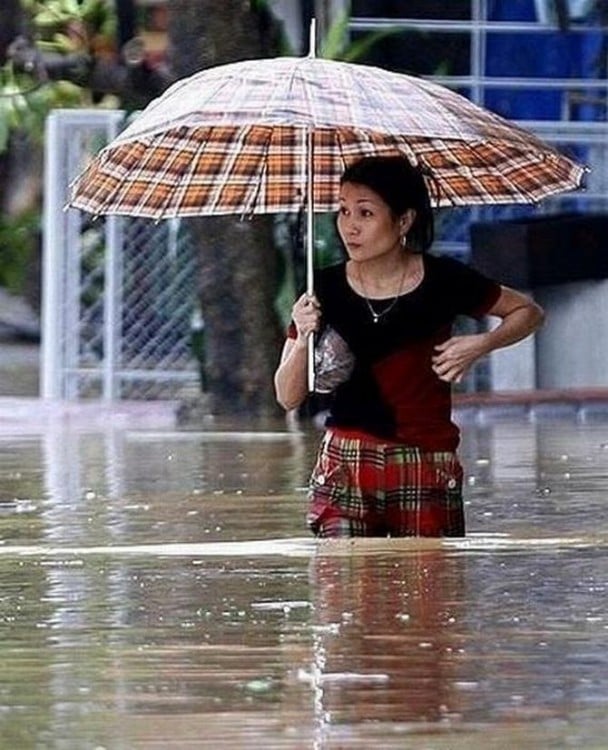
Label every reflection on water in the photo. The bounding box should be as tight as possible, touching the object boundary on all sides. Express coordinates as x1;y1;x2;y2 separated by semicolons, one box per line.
0;417;607;748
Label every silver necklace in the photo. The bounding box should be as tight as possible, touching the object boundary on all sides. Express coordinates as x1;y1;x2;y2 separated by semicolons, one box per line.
357;262;408;324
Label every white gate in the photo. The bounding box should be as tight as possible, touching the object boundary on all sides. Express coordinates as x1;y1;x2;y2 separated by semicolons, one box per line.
42;109;200;401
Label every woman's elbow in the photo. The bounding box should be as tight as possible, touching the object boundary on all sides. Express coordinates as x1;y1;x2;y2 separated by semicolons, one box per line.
531;300;545;331
274;385;292;411
276;394;304;412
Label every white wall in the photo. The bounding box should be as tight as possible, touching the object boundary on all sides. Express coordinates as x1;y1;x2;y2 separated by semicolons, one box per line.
488;280;608;391
535;280;608;388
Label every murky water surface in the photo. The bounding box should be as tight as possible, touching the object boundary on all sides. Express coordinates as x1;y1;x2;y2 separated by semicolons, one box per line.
0;415;607;749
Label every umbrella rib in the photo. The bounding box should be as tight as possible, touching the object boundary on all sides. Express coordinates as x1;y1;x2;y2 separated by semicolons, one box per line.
132;131;199;219
94;147;137;215
338;64;434;170
160;125;239;218
116;64;246;142
239;125;272;217
261;57;305;126
167;127;220;217
168;124;273;217
207;124;261;214
347;63;418;141
448;142;551;205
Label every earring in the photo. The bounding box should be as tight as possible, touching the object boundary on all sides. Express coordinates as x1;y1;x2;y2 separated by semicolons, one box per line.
400;234;408;248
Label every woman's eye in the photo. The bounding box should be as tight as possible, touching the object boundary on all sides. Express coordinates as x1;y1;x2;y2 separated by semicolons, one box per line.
360;209;373;218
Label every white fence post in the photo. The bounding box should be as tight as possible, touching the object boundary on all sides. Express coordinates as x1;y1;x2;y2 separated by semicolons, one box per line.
41;111;64;399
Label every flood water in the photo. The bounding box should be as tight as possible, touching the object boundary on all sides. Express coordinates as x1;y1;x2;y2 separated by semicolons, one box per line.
0;410;607;749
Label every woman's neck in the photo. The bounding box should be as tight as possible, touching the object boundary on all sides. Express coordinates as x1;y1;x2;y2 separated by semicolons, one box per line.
347;250;422;299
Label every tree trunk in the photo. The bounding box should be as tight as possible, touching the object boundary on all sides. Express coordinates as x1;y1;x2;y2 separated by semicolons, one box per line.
193;216;282;415
167;1;284;417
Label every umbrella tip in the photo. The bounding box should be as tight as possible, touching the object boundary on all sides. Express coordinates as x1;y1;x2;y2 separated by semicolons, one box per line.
308;18;316;58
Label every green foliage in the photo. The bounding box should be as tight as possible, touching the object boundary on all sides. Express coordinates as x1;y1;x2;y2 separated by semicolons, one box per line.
0;0;120;300
21;0;116;44
0;63;83;151
0;0;117;153
318;10;401;62
0;1;118;300
0;211;39;293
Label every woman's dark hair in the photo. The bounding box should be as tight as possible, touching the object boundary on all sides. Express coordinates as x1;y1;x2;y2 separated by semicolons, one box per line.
340;155;434;252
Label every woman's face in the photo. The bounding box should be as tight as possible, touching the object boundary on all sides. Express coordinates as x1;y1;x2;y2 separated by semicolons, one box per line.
337;181;410;263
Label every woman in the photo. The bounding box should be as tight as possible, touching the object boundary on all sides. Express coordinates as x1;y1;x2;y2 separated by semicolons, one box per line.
274;156;543;538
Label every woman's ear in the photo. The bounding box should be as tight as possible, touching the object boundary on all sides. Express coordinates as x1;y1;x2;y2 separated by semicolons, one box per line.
400;209;416;234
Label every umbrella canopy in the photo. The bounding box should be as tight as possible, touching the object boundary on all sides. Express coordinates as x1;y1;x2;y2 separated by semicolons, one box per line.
69;55;586;220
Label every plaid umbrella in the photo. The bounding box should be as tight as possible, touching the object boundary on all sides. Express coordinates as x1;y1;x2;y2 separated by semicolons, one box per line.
69;55;585;221
69;52;586;391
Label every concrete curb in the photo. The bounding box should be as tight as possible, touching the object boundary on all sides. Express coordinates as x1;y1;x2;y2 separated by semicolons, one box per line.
453;388;608;423
0;398;179;434
1;388;608;435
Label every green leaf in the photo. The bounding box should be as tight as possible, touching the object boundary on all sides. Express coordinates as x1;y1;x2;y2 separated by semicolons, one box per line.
0;108;11;152
34;9;67;26
36;40;68;53
318;11;402;63
318;12;349;59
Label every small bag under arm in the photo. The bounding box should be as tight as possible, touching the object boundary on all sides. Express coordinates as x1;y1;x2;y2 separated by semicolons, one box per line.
313;325;355;394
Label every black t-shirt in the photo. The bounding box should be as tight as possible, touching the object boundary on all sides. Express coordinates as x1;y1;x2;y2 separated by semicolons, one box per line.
313;253;502;450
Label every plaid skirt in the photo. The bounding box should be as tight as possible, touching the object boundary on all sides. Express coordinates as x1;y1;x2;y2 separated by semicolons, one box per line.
307;429;464;538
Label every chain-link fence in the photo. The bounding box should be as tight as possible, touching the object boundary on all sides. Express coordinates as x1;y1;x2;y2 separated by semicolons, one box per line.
42;110;200;401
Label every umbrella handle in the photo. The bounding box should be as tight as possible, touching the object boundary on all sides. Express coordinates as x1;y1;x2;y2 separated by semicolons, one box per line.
307;335;315;392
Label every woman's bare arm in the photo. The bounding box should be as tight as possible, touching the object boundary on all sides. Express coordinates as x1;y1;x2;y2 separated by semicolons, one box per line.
432;286;544;384
274;293;321;410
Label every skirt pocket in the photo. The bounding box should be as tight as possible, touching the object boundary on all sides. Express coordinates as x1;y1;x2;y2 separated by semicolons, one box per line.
306;437;355;532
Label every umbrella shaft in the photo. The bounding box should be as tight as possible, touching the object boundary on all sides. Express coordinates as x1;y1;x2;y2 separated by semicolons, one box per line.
306;127;315;296
306;126;315;391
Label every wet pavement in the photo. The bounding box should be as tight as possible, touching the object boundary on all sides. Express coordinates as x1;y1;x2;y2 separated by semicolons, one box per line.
0;408;607;749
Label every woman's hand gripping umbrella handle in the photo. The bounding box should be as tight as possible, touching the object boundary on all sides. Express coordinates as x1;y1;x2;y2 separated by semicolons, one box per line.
274;293;321;411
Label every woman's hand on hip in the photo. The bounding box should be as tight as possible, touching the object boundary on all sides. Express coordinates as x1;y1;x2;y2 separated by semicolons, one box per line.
432;333;490;383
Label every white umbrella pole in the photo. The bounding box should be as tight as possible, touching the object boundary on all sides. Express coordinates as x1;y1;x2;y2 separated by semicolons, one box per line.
306;18;316;392
306;127;315;392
